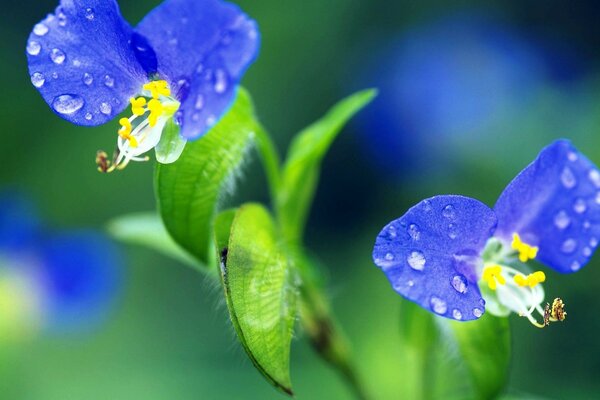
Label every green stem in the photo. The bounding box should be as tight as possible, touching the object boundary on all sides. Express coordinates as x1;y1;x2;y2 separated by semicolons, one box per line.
253;123;282;210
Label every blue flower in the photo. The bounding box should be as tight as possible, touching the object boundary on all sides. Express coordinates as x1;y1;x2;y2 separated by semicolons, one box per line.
0;192;121;336
373;139;599;327
26;0;259;171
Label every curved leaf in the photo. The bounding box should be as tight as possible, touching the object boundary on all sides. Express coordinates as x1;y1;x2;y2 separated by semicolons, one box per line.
278;89;377;240
155;88;259;268
218;204;297;395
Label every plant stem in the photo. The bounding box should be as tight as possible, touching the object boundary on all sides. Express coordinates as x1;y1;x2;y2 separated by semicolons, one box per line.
253;123;282;210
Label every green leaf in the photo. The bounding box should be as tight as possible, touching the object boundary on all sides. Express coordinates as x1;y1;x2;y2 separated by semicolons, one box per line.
155;88;259;267
278;89;377;240
107;212;200;270
450;314;511;400
155;119;187;164
218;204;297;395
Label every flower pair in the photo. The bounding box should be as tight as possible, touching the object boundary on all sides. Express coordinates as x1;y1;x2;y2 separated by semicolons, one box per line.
27;0;259;171
373;140;599;327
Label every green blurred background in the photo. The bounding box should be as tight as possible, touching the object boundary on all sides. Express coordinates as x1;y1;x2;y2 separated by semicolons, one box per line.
3;0;600;398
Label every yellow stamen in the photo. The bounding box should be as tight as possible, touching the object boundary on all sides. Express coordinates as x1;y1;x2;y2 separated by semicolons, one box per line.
117;118;138;147
513;270;546;288
482;264;506;291
147;98;164;127
143;80;171;99
130;97;147;116
511;233;539;262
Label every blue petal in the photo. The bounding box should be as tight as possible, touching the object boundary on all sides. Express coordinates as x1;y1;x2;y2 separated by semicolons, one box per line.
27;0;148;126
40;231;122;333
136;0;260;139
494;139;600;273
373;195;496;321
0;192;40;252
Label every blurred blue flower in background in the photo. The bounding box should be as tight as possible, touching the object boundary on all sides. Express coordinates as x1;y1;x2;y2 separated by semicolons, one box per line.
26;0;259;170
355;13;587;176
0;192;121;341
374;140;599;327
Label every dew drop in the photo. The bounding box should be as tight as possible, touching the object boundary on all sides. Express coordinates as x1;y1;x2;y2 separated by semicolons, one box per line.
473;308;483;318
57;11;67;26
33;23;49;36
104;75;115;88
83;73;93;86
571;261;581;271
573;198;587;214
30;72;45;88
583;247;592;257
192;112;201;122
206;115;217;127
27;40;41;56
553;210;570;230
72;59;81;67
561;167;576;189
451;275;468;294
560;238;577;254
442;204;455;219
590;169;600;188
195;63;204;75
52;94;84;115
85;112;93;121
407;251;425;271
567;152;578;162
387;225;397;238
51;72;58;79
584;220;591;229
430;296;447;314
100;102;112;115
447;223;458;239
384;253;394;261
50;48;65;64
85;7;95;20
422;200;433;212
407;280;415;287
595;192;600;205
590;237;598;248
452;309;463;320
479;298;486;307
195;94;205;110
214;69;228;94
407;224;420;240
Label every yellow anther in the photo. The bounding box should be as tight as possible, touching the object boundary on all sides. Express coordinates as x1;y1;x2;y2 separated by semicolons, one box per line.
511;233;539;262
117;118;138;147
514;270;546;288
147;98;164;127
130;97;147;116
143;80;171;99
482;264;506;291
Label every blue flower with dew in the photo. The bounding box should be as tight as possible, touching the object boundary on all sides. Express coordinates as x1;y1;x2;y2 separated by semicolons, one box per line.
0;192;122;336
373;139;598;327
26;0;259;172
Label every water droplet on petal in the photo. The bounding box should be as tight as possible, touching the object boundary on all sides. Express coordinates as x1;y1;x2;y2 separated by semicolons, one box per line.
573;198;587;214
571;261;581;271
100;102;112;115
214;69;228;94
567;152;578;162
595;192;600;205
85;8;95;20
384;253;394;261
30;72;45;88
560;238;577;254
33;23;49;36
51;72;58;79
206;115;217;127
50;48;66;64
479;298;486;307
407;251;425;271
195;94;205;110
430;296;447;314
447;223;458;239
407;280;415;287
589;169;600;188
584;220;591;229
387;225;397;238
442;204;455;219
452;309;462;320
451;275;468;294
553;210;570;230
85;112;93;121
561;167;576;189
104;75;115;88
473;308;483;318
52;94;84;115
423;200;432;212
57;11;67;26
407;223;420;240
583;247;592;257
192;112;201;122
196;63;204;75
27;40;41;56
83;73;93;86
590;237;598;248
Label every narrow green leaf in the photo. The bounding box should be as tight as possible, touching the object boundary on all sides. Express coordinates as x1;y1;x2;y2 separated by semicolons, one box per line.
155;88;258;267
278;89;377;240
450;314;511;400
107;212;200;270
218;204;297;395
